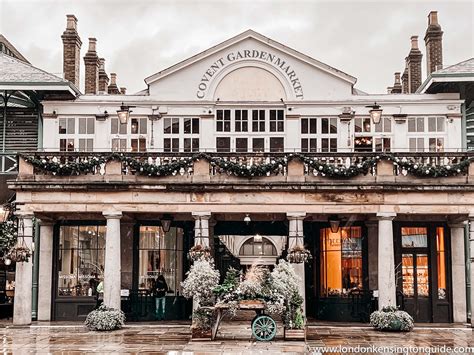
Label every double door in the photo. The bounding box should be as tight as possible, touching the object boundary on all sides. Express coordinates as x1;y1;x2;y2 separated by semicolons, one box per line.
395;224;451;323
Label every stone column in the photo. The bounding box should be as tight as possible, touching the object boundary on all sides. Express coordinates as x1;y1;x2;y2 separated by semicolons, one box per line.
287;212;306;314
38;221;54;321
103;211;122;310
377;212;397;309
13;213;34;325
469;214;474;327
366;221;378;291
450;222;467;323
192;212;211;247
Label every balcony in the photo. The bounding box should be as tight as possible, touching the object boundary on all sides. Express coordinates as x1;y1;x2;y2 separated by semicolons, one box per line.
12;151;474;193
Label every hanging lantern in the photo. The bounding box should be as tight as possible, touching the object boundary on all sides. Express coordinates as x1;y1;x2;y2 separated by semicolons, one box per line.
328;215;341;234
160;214;173;233
366;102;383;124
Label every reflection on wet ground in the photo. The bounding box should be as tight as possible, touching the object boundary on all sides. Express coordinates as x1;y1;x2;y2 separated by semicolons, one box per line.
0;321;472;354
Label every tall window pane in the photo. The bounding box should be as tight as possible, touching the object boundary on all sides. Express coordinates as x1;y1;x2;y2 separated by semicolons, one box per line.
320;227;363;298
58;225;106;297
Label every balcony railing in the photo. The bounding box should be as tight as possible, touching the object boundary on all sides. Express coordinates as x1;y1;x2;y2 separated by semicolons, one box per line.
17;151;474;183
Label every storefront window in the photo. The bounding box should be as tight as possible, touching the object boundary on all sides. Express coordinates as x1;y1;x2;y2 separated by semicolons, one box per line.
320;227;363;297
57;225;106;297
138;226;183;295
401;227;428;248
436;227;447;299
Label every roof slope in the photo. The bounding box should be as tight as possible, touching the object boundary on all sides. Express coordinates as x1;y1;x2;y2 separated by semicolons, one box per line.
434;58;474;75
417;58;474;93
0;34;30;63
145;29;357;86
0;52;69;83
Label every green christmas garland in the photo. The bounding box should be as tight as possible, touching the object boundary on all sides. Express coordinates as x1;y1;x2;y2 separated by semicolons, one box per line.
21;153;473;179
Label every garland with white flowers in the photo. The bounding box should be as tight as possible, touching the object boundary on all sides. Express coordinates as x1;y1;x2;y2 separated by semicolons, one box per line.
21;153;473;179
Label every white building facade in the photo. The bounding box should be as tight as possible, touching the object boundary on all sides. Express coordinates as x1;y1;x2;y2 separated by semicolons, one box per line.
9;20;474;326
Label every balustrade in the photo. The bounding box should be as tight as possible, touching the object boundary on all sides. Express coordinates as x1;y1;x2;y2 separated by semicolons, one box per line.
16;151;474;183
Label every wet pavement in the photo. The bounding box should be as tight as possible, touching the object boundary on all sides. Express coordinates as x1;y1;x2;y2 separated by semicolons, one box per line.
0;321;472;354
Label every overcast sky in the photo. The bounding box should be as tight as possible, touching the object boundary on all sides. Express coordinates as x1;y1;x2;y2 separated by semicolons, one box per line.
1;0;473;94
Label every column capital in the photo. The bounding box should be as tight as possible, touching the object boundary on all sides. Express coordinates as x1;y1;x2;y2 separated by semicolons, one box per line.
287;212;306;220
15;211;35;219
103;211;122;219
376;212;396;221
192;212;212;220
469;213;474;221
448;221;468;229
38;219;55;227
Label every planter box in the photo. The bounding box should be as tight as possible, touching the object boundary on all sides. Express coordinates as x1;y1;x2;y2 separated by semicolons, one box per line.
191;328;212;341
284;328;306;341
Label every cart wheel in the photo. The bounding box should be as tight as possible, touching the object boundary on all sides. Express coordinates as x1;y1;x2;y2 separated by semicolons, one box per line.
251;315;277;341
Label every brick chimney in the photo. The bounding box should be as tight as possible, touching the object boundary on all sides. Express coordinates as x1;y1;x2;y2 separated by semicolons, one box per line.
425;11;443;75
120;87;127;95
61;15;82;87
98;58;109;94
108;73;120;94
405;36;423;93
391;72;402;94
83;38;100;94
401;64;409;94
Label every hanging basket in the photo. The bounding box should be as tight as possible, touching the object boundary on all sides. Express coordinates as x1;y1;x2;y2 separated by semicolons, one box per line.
8;244;31;263
287;245;312;264
188;245;212;262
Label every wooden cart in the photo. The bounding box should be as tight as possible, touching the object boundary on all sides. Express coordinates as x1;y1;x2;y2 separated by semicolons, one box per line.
211;300;277;341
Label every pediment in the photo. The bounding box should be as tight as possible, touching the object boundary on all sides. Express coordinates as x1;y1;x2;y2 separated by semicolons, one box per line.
145;30;357;101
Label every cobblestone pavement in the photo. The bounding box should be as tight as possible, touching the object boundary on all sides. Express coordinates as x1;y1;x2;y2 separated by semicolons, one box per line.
0;321;472;354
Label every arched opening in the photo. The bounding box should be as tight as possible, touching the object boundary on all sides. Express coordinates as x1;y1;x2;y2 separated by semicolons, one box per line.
214;66;287;101
239;236;277;257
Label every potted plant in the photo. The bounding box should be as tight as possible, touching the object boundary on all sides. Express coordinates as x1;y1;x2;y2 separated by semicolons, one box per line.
269;260;306;340
369;305;414;332
84;303;125;331
190;307;214;340
181;257;220;340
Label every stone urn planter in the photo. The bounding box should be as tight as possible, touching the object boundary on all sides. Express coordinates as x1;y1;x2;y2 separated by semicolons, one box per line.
284;327;306;340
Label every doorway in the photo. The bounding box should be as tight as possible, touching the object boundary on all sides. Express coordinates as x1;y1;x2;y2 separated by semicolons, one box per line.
395;224;451;322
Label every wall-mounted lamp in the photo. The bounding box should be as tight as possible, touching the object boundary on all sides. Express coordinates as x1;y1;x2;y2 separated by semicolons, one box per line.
366;102;383;124
117;102;134;124
244;214;251;225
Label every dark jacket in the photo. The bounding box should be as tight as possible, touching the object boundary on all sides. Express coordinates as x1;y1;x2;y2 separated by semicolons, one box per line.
155;279;168;298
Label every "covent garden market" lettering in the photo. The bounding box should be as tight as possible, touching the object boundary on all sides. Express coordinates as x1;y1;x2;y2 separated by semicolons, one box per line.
196;49;304;99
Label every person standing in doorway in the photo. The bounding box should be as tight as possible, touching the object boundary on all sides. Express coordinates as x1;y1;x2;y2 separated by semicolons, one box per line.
154;275;168;320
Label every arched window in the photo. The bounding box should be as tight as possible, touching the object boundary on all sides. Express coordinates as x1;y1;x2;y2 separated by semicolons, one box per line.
239;236;277;256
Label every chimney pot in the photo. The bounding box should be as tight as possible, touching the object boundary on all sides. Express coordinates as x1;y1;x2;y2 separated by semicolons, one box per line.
410;36;419;49
120;87;127;95
110;73;117;85
66;14;78;30
88;38;97;53
394;72;401;84
428;11;439;26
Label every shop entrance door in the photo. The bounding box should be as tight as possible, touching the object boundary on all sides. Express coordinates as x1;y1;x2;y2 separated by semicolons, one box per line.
401;253;431;322
396;225;451;323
